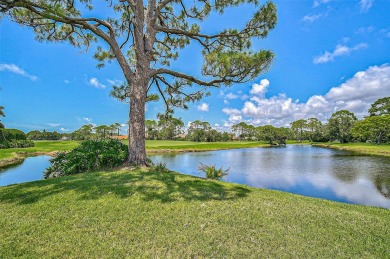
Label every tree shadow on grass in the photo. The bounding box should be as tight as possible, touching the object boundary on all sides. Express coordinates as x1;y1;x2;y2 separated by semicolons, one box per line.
0;168;251;205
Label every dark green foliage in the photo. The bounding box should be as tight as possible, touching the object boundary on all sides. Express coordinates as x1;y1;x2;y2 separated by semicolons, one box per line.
27;130;63;140
369;96;390;116
44;139;128;179
0;129;33;149
0;140;34;149
198;163;229;180
0;128;27;141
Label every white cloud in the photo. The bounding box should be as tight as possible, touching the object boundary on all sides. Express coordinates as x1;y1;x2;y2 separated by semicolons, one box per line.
250;79;270;96
88;77;106;89
224;100;229;104
64;80;70;84
359;0;374;12
225;92;238;99
303;13;325;22
222;108;241;115
82;117;97;127
197;103;209;112
223;64;390;127
0;63;38;81
60;127;70;132
356;26;374;34
313;43;368;64
313;0;331;8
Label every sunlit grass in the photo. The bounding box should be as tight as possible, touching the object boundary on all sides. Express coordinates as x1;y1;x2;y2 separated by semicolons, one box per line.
1;168;389;257
313;142;390;157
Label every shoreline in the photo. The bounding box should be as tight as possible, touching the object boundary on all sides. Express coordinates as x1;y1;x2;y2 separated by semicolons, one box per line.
0;151;59;168
312;143;390;157
2;142;388;168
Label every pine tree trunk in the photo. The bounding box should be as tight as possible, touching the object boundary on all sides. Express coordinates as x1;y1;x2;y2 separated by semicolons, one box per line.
127;76;148;166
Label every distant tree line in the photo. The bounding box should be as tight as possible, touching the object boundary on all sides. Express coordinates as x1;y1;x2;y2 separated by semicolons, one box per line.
27;123;123;141
230;97;390;144
4;96;390;145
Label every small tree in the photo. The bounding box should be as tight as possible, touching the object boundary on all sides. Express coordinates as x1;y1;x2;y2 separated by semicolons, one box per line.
369;97;390;116
327;110;357;143
290;119;307;142
0;0;277;165
351;115;390;144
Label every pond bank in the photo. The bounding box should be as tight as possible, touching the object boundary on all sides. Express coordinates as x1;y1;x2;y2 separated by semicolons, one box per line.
312;143;390;157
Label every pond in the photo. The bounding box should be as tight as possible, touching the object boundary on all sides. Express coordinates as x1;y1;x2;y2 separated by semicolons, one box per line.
151;145;390;209
0;156;51;187
0;146;389;209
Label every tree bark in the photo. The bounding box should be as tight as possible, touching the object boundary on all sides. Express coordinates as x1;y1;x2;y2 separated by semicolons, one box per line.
127;76;148;166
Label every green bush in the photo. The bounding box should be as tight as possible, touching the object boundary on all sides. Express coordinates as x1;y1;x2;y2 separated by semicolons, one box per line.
152;161;170;173
44;139;128;179
0;128;27;141
197;163;229;180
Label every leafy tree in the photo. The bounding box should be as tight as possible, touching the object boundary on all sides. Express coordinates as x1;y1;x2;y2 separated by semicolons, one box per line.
111;122;122;136
327;110;357;143
232;122;250;140
290;119;307;142
368;96;390;116
0;106;5;128
157;114;184;140
351;115;390;144
187;120;211;142
71;124;94;140
145;120;158;140
306;117;324;142
0;0;277;165
256;125;277;145
95;125;110;140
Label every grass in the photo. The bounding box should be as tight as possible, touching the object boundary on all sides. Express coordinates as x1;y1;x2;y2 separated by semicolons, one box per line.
313;142;390;157
0;141;80;167
0;167;389;257
144;140;269;152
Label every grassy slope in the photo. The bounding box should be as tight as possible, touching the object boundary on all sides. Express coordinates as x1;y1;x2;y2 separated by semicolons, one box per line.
313;142;390;157
1;168;389;257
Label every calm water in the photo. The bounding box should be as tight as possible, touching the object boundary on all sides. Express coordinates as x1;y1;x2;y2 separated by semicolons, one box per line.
1;146;389;208
0;156;51;187
151;145;390;209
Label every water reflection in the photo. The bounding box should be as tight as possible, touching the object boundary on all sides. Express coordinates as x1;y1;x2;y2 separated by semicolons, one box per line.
151;146;390;209
0;156;50;186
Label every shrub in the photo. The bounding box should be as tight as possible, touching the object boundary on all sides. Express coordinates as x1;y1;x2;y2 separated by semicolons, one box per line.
152;161;170;173
0;128;27;141
197;163;229;180
44;139;128;179
8;140;34;148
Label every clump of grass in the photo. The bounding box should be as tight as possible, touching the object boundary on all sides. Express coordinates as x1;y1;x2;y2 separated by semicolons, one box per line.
198;163;229;180
152;161;170;173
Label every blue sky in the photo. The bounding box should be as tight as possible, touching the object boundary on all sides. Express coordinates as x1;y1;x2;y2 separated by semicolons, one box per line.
0;0;389;133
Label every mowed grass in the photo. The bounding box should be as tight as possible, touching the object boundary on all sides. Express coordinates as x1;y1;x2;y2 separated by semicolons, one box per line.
1;168;389;257
0;141;80;161
314;142;390;157
144;140;269;151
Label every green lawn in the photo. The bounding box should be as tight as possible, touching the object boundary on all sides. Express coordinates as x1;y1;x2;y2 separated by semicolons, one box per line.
145;140;269;151
313;142;390;157
1;167;389;257
0;141;80;167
